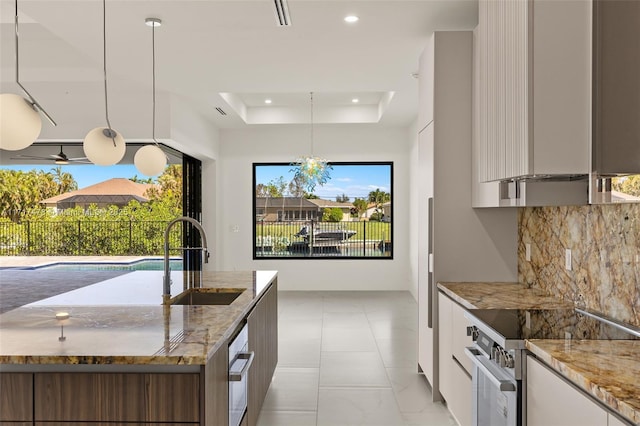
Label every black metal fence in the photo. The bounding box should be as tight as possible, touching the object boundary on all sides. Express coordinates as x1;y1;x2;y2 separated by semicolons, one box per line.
254;220;392;258
0;220;180;256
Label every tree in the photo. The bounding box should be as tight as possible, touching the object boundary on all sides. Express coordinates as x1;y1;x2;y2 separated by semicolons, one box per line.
130;175;155;184
255;176;287;198
352;198;368;219
322;207;344;222
0;169;77;222
368;188;390;217
336;193;350;203
50;166;78;194
288;174;308;198
612;175;640;198
144;164;182;214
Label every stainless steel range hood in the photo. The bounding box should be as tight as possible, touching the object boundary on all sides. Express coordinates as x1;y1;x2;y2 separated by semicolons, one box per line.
498;178;589;208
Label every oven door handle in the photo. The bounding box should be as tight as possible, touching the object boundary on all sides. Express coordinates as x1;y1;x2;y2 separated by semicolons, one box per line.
229;351;255;382
464;347;516;392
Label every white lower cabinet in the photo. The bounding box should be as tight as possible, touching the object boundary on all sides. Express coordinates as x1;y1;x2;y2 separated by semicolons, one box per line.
438;292;472;426
608;414;632;426
527;355;608;426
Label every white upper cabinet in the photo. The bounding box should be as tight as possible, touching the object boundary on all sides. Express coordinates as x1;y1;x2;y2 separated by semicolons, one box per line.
476;0;591;182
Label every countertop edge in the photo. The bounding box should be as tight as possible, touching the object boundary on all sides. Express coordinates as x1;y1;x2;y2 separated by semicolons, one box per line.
436;283;480;310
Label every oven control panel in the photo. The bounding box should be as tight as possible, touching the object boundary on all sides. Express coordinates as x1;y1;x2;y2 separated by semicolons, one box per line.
475;330;516;369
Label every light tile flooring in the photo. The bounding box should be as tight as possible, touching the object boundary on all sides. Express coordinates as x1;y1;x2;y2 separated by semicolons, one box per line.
256;291;457;426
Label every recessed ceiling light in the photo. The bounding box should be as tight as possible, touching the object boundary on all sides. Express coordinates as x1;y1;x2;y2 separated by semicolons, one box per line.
265;99;272;104
352;98;359;103
344;15;359;23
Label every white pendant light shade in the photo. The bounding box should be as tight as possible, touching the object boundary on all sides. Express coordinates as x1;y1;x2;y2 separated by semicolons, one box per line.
0;93;42;151
134;144;166;176
83;127;126;166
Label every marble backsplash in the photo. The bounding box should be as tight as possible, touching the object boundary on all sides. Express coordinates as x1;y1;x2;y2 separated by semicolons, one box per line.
518;204;640;327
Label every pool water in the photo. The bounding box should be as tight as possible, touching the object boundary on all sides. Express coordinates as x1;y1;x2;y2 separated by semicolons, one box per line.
34;259;183;271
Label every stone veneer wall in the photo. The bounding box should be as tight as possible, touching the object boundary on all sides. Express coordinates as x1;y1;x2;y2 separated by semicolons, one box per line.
518;204;640;327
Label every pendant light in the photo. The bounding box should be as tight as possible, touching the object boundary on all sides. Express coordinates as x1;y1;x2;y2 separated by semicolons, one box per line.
83;0;125;166
134;17;167;177
291;92;332;192
0;0;57;151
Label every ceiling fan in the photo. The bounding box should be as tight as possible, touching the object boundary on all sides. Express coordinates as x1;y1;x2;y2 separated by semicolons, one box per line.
10;145;91;165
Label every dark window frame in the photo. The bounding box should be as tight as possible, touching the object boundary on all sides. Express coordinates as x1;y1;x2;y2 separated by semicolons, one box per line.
252;161;393;260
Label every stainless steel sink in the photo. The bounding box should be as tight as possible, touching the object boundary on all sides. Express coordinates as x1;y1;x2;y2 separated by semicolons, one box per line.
169;288;245;305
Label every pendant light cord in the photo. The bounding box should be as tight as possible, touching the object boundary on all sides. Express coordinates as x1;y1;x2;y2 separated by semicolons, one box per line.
102;0;116;146
13;0;56;126
152;21;158;145
310;91;314;156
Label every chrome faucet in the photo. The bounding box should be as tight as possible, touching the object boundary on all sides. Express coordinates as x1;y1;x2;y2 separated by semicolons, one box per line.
163;216;210;304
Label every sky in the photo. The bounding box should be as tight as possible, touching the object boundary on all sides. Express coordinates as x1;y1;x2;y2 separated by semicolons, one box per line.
2;162;392;201
2;164;143;188
255;163;392;200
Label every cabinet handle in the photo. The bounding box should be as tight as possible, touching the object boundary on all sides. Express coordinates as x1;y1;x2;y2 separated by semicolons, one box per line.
464;347;516;392
229;351;255;382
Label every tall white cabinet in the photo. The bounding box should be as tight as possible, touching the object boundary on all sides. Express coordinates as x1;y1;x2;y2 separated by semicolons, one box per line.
416;31;517;401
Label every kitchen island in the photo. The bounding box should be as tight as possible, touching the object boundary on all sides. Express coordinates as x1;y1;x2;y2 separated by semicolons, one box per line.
0;270;278;426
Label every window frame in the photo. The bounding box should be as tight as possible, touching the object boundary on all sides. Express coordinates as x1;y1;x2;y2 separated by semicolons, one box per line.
252;161;393;260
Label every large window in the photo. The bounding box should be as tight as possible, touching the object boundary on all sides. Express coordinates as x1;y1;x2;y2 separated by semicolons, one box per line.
253;162;393;259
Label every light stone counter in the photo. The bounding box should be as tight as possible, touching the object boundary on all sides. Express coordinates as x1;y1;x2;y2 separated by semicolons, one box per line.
526;339;640;425
439;281;639;425
437;281;574;310
0;270;277;368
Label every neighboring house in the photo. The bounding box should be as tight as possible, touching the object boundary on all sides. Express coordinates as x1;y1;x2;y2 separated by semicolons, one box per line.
362;201;392;221
363;203;378;220
256;197;354;222
382;201;392;221
306;198;354;222
40;178;156;212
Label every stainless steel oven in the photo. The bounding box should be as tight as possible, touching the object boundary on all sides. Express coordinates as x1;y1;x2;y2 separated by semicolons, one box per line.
465;332;519;426
464;307;640;426
229;323;254;426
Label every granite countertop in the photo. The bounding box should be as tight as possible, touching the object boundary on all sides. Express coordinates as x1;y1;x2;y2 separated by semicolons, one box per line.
526;339;640;425
437;281;574;310
0;270;277;367
438;281;640;425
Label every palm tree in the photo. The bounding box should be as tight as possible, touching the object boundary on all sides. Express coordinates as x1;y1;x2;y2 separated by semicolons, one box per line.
50;166;78;194
368;189;390;217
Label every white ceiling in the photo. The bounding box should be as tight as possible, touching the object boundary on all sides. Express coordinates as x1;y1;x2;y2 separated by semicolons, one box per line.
0;0;478;156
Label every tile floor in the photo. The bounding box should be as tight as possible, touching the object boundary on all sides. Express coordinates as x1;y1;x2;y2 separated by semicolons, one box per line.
256;291;457;426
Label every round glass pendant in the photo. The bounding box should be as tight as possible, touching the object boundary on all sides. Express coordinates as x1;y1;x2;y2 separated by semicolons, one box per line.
0;93;42;151
83;127;126;166
134;144;167;176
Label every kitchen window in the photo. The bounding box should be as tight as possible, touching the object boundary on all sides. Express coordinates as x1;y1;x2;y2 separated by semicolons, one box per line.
253;162;393;259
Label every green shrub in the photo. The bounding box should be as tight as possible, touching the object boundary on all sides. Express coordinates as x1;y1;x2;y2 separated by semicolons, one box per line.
369;212;384;222
322;208;344;222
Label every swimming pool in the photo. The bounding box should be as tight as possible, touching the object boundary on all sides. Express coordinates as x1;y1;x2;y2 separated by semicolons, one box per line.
31;259;183;271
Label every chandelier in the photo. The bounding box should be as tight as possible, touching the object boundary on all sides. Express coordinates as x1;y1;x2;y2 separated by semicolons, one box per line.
291;92;331;192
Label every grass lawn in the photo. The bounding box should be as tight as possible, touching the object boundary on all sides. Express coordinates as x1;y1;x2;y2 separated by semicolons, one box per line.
255;221;391;242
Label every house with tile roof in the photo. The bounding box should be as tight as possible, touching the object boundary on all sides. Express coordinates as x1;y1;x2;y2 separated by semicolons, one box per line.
255;197;354;222
40;178;156;212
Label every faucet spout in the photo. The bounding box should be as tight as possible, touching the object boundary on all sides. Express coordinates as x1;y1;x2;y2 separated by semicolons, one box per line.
163;216;210;304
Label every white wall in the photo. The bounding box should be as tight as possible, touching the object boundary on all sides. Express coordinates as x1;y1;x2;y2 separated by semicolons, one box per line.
215;124;412;291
